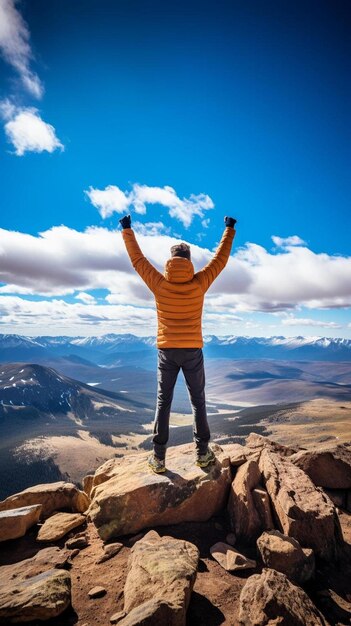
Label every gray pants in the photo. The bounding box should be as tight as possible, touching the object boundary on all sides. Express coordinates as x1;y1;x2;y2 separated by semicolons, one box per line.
152;348;210;459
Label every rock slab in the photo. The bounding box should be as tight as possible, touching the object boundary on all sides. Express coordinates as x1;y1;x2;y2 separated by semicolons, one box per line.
88;443;231;540
227;459;262;542
210;542;256;571
0;568;71;623
37;512;86;541
0;481;89;518
259;448;342;560
0;546;73;581
123;530;199;626
0;504;42;542
238;568;328;626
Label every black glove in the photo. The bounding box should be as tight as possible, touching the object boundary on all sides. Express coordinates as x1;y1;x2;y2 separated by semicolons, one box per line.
119;214;131;229
224;216;237;228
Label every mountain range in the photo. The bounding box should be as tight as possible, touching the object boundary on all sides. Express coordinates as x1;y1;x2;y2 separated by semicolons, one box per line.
0;333;351;364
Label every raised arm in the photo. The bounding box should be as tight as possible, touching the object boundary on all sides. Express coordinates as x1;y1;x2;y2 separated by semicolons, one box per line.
195;216;236;292
119;215;164;294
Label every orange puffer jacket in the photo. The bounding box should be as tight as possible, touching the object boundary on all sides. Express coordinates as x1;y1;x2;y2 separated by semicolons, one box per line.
121;226;235;348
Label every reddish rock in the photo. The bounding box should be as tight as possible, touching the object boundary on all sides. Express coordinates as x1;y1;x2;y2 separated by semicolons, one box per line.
0;504;42;542
227;459;262;542
88;443;231;540
123;530;199;625
238;568;328;625
257;530;315;583
0;481;89;518
259;448;343;560
37;512;86;541
88;585;107;598
291;444;351;489
96;542;123;564
221;443;248;466
245;433;299;457
210;542;256;571
0;546;72;580
0;568;71;623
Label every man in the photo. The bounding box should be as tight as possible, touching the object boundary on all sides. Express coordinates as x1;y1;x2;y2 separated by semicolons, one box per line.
119;214;236;473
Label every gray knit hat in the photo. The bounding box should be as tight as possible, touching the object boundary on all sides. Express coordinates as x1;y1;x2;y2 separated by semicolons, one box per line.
170;242;191;260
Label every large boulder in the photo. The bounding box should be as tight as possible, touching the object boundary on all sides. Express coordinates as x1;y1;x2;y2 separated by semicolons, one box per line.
259;448;343;560
227;459;262;542
0;504;42;542
123;530;199;626
87;443;232;540
290;444;351;489
0;568;71;623
37;512;86;542
238;568;329;626
0;482;90;518
257;530;315;584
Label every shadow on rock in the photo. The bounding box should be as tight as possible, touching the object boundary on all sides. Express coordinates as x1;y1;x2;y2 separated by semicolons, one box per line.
186;592;225;626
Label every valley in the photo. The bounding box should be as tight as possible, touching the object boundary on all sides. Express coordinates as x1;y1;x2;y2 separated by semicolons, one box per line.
0;333;350;500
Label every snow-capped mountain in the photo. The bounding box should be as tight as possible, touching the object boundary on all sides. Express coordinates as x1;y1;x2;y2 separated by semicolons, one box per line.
0;333;350;363
0;362;136;419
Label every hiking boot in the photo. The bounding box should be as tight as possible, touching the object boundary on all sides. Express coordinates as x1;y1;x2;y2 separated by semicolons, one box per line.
148;453;166;473
195;447;216;468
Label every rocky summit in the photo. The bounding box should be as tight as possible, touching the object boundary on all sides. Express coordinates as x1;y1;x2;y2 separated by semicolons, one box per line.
0;433;350;625
87;442;232;540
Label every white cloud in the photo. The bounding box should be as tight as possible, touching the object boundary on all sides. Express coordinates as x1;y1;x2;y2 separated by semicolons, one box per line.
225;241;351;312
0;225;350;323
272;235;306;248
85;183;214;227
282;317;342;329
0;102;63;155
85;185;130;219
0;296;157;335
75;292;96;304
0;0;43;98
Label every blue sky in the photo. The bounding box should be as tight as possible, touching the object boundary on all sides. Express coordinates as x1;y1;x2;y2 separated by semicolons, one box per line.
0;0;350;338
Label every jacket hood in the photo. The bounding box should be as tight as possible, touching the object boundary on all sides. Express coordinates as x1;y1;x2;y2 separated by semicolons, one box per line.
164;257;194;283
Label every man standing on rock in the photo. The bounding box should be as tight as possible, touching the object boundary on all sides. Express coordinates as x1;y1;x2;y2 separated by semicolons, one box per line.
119;214;237;473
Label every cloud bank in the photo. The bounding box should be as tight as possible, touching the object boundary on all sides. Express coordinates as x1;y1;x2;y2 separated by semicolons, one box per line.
85;183;214;227
0;226;350;319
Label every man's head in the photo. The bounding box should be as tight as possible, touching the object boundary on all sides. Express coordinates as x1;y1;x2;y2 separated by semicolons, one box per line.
170;242;191;260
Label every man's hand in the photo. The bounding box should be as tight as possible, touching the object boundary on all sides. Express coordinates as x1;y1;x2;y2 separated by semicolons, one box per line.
119;214;131;229
224;216;237;228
